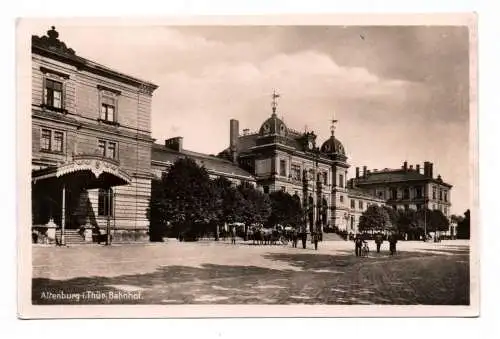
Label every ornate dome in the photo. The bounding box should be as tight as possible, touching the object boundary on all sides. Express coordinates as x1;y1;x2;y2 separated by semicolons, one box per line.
320;136;346;155
259;113;288;136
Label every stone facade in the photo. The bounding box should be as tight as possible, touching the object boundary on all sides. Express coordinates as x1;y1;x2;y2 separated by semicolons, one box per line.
31;27;158;243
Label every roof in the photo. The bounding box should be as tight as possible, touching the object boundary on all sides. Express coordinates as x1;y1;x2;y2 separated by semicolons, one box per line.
32;26;158;92
347;187;384;201
354;169;453;188
152;144;256;180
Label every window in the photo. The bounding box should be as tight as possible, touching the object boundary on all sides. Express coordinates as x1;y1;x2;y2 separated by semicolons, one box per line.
444;191;448;202
98;140;118;159
403;188;410;200
263;186;269;194
279;159;287;176
351;199;355;209
439;189;443;201
339;174;344;188
281;186;286;192
44;79;63;109
323;172;328;185
40;128;64;153
432;186;437;200
100;96;116;122
41;129;51;151
404;204;409;211
359;201;363;210
378;191;385;199
416;186;423;198
98;188;114;217
390;188;398;200
350;215;354;230
340;195;344;203
291;164;301;180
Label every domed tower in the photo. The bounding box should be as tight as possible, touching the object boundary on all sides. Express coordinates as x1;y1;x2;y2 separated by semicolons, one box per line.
258;90;288;139
321;114;350;232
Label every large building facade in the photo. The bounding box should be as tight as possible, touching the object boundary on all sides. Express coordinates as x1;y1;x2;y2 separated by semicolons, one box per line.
31;27;158;244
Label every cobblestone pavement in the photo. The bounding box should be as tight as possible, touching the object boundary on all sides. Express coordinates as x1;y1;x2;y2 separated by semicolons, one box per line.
32;239;470;305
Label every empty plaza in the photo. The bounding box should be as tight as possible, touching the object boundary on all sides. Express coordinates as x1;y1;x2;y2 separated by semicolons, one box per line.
32;240;470;305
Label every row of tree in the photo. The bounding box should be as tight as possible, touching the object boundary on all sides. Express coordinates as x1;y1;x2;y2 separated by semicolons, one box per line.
147;157;304;241
358;204;451;239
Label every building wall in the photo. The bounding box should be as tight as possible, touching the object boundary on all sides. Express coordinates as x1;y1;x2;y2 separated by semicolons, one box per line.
32;50;155;235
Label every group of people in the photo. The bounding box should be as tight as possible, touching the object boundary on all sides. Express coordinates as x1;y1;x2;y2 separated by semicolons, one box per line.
289;229;321;250
354;232;399;256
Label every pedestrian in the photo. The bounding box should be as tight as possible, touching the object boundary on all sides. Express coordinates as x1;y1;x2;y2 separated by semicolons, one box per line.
354;233;364;257
292;228;298;248
231;227;236;245
312;231;319;250
389;233;398;255
375;232;384;253
301;230;307;249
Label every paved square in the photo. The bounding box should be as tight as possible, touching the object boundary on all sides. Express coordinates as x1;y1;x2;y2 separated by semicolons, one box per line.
32;240;469;305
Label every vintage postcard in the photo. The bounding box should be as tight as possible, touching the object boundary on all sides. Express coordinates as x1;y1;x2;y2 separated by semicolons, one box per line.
17;14;478;318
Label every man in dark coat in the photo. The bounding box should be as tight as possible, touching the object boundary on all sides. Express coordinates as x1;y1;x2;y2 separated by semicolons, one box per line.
374;233;384;253
354;234;364;257
301;230;307;249
389;233;398;255
312;231;319;250
292;228;298;248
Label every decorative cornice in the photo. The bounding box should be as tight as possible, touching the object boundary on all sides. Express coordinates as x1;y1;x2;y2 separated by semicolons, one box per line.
97;84;122;95
40;66;70;79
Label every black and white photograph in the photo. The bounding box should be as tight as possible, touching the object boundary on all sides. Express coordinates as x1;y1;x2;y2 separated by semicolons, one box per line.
16;14;478;318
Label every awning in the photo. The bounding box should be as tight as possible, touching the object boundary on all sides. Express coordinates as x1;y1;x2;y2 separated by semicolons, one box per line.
32;154;132;188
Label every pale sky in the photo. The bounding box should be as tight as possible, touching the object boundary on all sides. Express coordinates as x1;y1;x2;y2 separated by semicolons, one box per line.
30;24;470;214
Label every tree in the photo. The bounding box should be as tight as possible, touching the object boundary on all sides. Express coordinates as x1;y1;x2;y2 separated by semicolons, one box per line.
456;209;470;239
237;182;271;226
396;209;418;234
148;157;215;241
267;191;303;228
358;205;392;232
146;176;169;241
428;209;450;233
211;177;246;239
383;206;399;230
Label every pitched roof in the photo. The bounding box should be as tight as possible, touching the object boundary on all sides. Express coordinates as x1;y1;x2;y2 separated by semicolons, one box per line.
354;169;452;187
152;144;255;180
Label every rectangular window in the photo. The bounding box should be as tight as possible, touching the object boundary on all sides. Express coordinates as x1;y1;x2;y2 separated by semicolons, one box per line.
351;199;355;209
291;164;301;180
263;186;269;194
444;191;448;202
98;188;114;217
340;195;344;203
98;140;106;157
416;186;423;198
45;79;63;109
323;172;328;185
41;129;51;150
339;174;344;188
53;131;64;152
439;189;443;201
391;188;398;200
40;128;64;153
107;142;117;160
432;186;437;200
359;201;363;209
100;96;116;122
279;159;287;176
403;188;410;200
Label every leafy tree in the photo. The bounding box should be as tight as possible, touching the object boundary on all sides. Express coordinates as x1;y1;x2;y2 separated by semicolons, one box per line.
415;208;450;235
383;206;399;230
148;157;215;240
267;190;303;228
237;182;271;226
456;209;470;239
358;205;392;232
396;209;418;234
146;176;168;241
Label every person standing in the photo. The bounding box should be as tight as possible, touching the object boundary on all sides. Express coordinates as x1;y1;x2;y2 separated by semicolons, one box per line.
312;231;319;250
354;234;363;257
301;230;307;249
389;233;398;255
292;228;298;248
231;226;236;245
375;232;384;253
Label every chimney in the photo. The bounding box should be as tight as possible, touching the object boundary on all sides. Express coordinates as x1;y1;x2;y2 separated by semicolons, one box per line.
403;161;408;171
165;137;183;152
409;165;413;170
423;161;430;177
229;119;239;164
355;167;360;178
429;162;434;178
363;166;367;179
416;164;420;173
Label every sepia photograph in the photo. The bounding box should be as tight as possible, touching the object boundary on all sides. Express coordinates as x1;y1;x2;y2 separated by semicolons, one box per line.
17;14;478;318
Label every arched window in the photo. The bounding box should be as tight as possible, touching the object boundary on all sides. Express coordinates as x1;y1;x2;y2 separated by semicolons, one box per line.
98;188;113;217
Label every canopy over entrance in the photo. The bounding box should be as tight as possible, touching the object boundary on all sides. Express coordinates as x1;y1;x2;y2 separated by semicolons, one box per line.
32;154;132;189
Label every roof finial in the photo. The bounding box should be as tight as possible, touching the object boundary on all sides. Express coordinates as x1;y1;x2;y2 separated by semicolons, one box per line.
271;89;280;116
330;111;338;136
